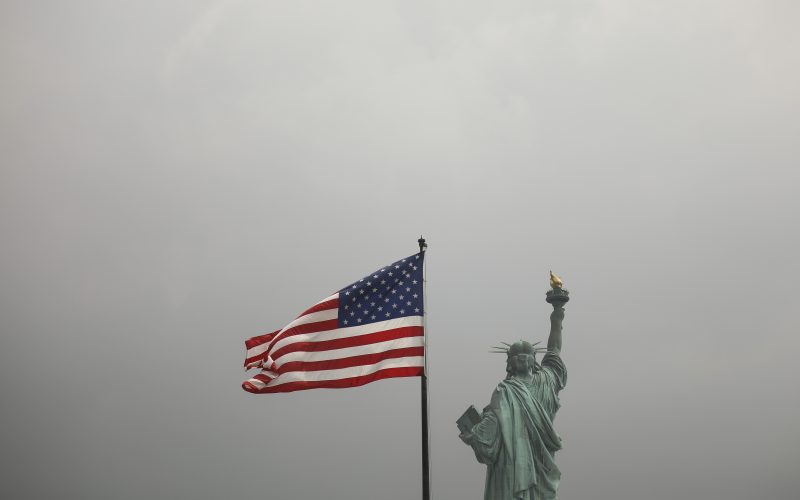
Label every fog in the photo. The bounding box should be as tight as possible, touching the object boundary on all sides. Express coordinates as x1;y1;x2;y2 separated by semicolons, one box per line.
1;1;798;499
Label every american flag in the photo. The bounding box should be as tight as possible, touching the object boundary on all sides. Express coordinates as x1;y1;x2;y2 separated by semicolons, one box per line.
242;252;425;394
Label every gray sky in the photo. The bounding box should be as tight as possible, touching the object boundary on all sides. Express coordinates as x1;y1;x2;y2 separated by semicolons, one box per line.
2;1;799;499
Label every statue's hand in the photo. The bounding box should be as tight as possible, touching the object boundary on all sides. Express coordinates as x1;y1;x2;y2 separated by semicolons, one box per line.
459;432;473;445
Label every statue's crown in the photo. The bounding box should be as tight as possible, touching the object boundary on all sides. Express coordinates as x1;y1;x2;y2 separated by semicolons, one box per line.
490;340;551;357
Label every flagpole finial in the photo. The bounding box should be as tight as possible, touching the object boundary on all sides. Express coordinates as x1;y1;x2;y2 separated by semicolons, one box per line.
418;236;427;253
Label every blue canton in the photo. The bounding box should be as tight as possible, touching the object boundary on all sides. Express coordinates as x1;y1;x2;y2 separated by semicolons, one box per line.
338;252;425;328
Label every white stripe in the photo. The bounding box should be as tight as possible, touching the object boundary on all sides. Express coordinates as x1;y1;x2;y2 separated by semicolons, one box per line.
245;293;339;357
246;308;339;358
245;344;269;359
245;378;267;389
245;340;272;359
266;356;425;387
270;316;423;355
278;308;338;335
274;336;425;367
312;293;339;306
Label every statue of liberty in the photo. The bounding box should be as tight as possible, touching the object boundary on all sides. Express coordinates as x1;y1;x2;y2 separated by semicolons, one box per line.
458;272;569;500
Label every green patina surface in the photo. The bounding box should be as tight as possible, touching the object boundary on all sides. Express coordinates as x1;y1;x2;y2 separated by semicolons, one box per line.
460;289;568;500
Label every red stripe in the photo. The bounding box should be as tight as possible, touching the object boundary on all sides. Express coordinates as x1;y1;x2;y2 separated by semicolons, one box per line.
245;330;280;350
297;297;339;317
277;347;424;373
265;318;339;352
271;326;424;361
253;373;274;383
247;299;338;357
244;352;267;368
241;366;424;394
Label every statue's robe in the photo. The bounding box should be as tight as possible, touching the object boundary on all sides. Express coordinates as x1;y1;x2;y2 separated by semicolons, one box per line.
467;354;567;500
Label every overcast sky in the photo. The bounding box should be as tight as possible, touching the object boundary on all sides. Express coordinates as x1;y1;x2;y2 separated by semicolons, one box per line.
2;1;799;499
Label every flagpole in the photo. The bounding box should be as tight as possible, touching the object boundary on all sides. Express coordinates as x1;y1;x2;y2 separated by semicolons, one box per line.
418;236;430;500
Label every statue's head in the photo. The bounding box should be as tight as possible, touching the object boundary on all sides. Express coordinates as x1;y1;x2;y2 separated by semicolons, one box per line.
506;341;538;377
491;340;548;378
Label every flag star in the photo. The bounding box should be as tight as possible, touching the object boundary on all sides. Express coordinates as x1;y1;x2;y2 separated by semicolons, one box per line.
388;272;393;277
363;310;369;315
371;302;375;306
359;289;365;294
344;305;349;310
402;259;406;262
406;301;411;306
352;285;357;289
345;291;350;296
394;278;399;283
357;318;362;323
371;315;375;320
377;306;383;311
413;266;418;270
360;279;364;282
400;309;405;314
366;281;372;286
413;293;418;298
386;312;391;317
357;303;361;308
395;265;400;269
381;280;386;285
385;298;390;303
399;295;404;300
378;294;383;298
373;275;378;279
350;311;355;316
351;297;356;302
392;303;398;309
415;255;419;259
412;280;417;284
372;288;377;292
391;289;396;294
399;281;404;286
406;288;411;292
344;320;349;325
415;308;420;313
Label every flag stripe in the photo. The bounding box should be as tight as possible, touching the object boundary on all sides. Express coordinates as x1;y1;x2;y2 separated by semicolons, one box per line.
264;318;340;353
245;316;340;365
245;330;280;350
260;355;424;387
270;316;423;356
297;296;339;317
277;307;339;335
246;366;424;394
278;346;424;373
244;307;339;359
243;367;424;394
271;325;424;363
275;335;425;365
244;330;280;368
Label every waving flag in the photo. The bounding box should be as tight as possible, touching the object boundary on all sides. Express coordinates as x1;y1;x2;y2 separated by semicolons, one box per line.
243;252;425;394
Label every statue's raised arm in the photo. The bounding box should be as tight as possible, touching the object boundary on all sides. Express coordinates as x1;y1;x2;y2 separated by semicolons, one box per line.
545;271;569;356
547;305;564;355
